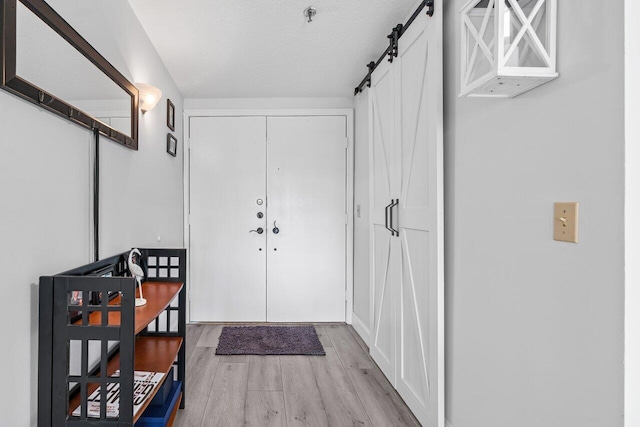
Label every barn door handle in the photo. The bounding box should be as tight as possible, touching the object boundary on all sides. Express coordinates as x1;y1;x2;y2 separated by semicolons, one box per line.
385;200;394;235
390;199;399;237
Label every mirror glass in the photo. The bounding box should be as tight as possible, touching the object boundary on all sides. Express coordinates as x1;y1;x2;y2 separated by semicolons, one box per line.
15;2;132;137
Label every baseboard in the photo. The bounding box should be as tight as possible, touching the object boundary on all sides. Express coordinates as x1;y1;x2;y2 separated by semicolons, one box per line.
350;312;371;347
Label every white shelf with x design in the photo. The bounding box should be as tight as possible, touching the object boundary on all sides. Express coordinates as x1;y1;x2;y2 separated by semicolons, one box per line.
460;0;558;98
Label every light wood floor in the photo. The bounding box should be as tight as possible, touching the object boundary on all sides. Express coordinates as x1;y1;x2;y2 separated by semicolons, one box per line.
174;323;421;427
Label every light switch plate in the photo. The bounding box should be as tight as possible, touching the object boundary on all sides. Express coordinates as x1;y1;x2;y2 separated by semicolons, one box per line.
554;202;579;243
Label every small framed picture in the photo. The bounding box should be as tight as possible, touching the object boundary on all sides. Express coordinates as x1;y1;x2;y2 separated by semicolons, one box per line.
167;133;177;157
167;99;175;131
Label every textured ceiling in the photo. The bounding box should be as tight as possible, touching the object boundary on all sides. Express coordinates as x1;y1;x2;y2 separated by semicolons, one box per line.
128;0;417;98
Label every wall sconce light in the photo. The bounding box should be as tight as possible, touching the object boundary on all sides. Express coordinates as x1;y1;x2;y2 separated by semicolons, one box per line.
460;0;557;98
136;83;162;114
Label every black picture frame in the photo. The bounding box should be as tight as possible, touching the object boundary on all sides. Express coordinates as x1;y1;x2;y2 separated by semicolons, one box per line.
167;133;177;157
167;99;175;131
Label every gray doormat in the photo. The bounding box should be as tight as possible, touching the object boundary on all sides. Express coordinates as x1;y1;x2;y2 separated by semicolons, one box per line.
215;325;326;356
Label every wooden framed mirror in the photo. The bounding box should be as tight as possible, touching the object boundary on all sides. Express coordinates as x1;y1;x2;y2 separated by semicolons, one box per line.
0;0;139;149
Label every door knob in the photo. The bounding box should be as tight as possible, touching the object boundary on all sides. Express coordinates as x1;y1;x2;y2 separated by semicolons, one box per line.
272;221;280;234
250;227;264;234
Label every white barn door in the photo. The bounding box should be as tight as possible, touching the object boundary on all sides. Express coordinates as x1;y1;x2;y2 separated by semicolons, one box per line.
396;11;443;426
369;60;400;382
368;5;443;427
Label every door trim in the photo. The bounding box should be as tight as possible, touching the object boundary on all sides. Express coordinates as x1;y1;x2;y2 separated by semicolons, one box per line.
183;108;355;324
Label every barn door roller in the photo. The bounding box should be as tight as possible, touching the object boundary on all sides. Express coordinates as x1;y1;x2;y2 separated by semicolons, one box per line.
354;0;435;95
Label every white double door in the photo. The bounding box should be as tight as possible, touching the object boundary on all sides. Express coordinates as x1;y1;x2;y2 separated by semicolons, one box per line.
190;115;347;322
369;8;443;427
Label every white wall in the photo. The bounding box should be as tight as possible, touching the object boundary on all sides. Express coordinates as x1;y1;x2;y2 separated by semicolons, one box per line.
0;96;92;427
184;97;353;111
0;1;183;425
443;1;625;426
625;0;640;425
46;0;185;257
353;91;371;341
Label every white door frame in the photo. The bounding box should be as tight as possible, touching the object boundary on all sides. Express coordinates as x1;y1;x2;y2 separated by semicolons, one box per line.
183;108;355;324
625;0;640;424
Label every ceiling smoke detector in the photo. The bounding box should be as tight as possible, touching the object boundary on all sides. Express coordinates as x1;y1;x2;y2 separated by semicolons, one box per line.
304;7;317;23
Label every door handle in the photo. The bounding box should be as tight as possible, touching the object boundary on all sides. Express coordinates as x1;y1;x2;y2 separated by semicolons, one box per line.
250;227;264;234
385;200;394;235
390;199;399;237
272;221;280;234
